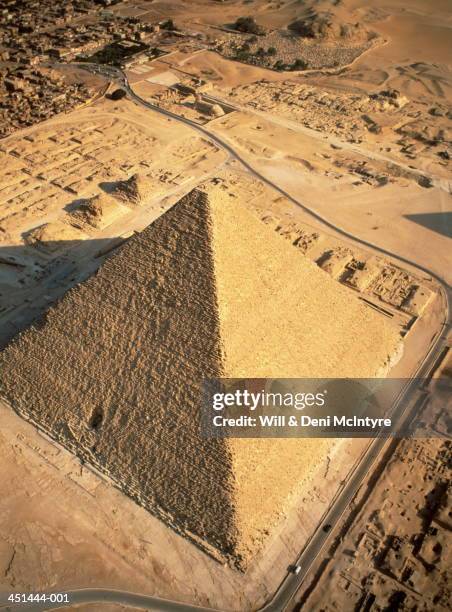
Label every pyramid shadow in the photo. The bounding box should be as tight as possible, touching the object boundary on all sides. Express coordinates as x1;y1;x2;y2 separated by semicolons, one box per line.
0;237;117;349
404;212;452;239
99;180;121;194
63;198;89;213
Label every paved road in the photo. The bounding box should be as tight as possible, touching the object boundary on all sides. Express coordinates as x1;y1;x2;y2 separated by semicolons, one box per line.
2;64;449;612
260;322;450;611
0;590;218;611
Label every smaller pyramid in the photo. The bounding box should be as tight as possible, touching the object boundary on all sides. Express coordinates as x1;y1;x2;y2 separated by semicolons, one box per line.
112;173;152;206
70;193;120;228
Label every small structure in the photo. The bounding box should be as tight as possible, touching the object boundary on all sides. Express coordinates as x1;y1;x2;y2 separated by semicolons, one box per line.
194;94;225;118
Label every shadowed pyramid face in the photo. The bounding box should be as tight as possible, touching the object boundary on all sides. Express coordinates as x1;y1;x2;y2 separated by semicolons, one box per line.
0;188;401;568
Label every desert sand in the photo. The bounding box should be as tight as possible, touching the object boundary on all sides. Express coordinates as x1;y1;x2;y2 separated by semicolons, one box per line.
0;0;449;607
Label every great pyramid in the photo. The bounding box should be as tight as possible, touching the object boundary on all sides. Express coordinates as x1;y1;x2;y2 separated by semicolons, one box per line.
0;188;401;568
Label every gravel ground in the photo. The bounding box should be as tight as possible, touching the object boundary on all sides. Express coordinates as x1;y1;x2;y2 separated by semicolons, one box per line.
214;29;377;71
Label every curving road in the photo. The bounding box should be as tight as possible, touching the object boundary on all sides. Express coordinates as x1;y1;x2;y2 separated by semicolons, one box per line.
2;63;449;612
0;590;217;612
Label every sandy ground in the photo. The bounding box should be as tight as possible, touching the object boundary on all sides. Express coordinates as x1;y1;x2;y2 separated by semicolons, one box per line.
292;419;451;609
129;49;290;90
124;29;450;287
0;96;224;246
0;162;441;606
207;109;451;286
0;95;226;346
0;0;450;607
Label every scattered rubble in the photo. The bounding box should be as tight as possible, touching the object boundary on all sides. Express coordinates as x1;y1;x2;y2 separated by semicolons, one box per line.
215;30;378;72
214;9;379;72
226;79;451;172
262;214;436;319
302;436;452;611
288;10;373;43
69;192;126;228
24;220;87;252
